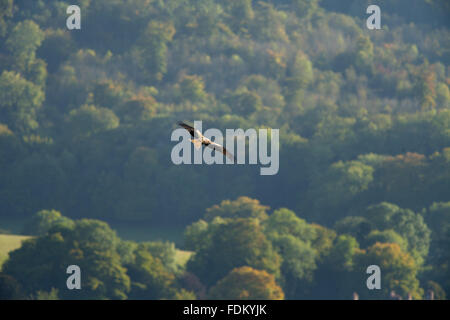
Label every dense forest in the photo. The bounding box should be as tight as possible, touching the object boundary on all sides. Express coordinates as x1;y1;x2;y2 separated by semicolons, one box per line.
0;0;449;300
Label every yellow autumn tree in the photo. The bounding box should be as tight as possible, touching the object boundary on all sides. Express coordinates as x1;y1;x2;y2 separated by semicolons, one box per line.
354;243;423;299
209;266;284;300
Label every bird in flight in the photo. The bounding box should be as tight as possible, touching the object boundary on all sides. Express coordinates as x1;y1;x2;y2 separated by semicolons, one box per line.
178;121;235;161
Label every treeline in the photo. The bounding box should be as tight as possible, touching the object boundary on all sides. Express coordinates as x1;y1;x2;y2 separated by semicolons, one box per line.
1;197;448;299
0;0;449;299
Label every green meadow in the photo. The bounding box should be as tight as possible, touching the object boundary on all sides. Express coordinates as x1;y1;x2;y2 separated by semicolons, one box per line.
0;234;32;269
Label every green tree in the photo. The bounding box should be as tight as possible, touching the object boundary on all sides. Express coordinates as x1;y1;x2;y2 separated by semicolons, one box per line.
414;65;437;111
37;29;76;73
435;82;450;109
34;288;59;300
225;89;263;117
262;208;317;299
354;35;374;73
284;51;313;115
116;97;157;123
364;202;431;265
184;219;210;251
0;0;14;37
310;224;337;262
354;243;423;300
268;234;316;298
308;160;374;222
264;208;315;242
0;273;25;300
326;235;360;271
364;229;408;252
0;71;44;132
2;153;67;216
3;219;130;299
310;235;362;299
126;244;175;300
292;0;319;19
6;20;45;71
139;241;178;272
66;104;119;139
178;74;207;103
0;123;23;173
113;146;159;221
334;216;374;244
223;0;254;33
424;202;450;296
132;21;175;83
23;209;74;236
204;197;270;222
425;202;450;241
187;218;281;286
250;2;288;42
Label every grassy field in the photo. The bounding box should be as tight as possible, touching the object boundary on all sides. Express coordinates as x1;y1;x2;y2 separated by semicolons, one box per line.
174;249;193;268
0;234;32;269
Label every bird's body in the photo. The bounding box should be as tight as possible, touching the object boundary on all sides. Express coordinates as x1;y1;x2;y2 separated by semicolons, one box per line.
178;122;235;161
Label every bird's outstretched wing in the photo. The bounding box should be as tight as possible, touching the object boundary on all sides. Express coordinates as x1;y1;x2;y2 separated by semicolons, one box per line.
178;122;195;137
177;122;235;161
205;141;235;161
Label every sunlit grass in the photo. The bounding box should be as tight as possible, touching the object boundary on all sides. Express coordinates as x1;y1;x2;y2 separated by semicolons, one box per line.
175;249;193;268
0;234;32;269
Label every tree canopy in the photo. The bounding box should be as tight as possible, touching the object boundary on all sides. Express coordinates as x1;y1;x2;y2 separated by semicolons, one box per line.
0;0;448;300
